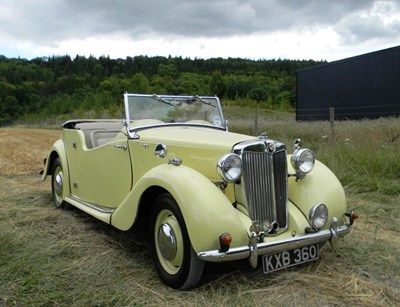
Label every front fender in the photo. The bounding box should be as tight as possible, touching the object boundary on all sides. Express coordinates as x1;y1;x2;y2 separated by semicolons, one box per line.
111;164;250;253
288;158;347;228
42;139;71;197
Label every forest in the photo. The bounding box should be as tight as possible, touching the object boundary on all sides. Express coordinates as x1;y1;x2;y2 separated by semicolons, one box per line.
0;54;323;126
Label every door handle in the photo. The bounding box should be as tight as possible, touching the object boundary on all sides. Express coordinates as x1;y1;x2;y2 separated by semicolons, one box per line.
113;144;127;151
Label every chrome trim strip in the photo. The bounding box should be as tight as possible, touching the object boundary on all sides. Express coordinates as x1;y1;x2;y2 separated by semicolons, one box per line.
67;195;115;214
197;224;352;263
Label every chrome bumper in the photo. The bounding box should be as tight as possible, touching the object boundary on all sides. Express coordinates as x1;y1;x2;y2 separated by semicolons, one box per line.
198;218;352;268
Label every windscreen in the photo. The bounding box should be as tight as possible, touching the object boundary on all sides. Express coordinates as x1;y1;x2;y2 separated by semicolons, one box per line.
124;94;226;129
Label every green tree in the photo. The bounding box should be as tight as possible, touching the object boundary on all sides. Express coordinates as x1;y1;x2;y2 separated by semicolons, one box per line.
158;63;177;77
247;87;268;102
177;73;207;95
1;96;21;117
209;71;226;97
131;73;151;93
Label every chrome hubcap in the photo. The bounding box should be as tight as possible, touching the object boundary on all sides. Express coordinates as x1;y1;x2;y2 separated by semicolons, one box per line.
55;173;63;196
158;223;177;261
155;208;184;274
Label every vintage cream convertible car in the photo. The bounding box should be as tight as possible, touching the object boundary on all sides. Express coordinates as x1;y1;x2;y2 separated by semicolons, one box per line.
42;93;358;289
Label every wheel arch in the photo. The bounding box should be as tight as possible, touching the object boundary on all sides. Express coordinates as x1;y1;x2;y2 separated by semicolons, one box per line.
43;151;60;177
288;158;347;227
111;164;250;253
131;185;169;234
42;139;71;197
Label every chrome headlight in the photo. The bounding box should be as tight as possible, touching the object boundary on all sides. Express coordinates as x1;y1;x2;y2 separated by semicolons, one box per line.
291;147;315;178
309;204;328;230
217;153;242;182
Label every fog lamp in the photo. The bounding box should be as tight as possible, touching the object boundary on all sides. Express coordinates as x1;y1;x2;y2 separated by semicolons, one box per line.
310;204;328;230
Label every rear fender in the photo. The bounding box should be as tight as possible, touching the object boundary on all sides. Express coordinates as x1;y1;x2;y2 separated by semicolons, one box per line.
111;164;250;253
42;139;71;197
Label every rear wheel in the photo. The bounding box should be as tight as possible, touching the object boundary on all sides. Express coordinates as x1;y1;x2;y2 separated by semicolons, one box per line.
51;157;67;209
149;193;204;289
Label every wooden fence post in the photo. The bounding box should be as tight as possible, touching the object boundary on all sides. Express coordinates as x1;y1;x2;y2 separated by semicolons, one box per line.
254;108;258;135
329;107;335;140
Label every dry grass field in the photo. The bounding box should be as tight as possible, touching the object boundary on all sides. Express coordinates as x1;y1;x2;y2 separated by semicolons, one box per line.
0;128;61;175
1;124;400;306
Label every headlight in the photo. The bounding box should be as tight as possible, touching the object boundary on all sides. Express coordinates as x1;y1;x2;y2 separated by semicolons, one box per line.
291;148;315;178
309;204;328;230
217;154;242;182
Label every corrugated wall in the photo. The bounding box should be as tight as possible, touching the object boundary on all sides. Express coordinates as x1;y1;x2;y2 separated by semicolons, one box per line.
296;46;400;121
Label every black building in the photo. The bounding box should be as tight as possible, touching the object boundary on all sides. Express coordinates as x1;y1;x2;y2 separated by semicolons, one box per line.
296;45;400;121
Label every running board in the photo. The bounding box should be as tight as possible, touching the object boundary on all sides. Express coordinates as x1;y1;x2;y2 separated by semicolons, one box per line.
65;195;115;224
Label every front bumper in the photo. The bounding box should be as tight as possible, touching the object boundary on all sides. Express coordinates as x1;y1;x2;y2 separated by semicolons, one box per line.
198;217;351;268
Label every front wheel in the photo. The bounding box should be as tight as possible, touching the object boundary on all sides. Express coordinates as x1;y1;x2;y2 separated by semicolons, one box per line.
149;193;204;289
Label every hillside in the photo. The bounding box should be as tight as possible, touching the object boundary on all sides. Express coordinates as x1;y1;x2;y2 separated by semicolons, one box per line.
0;55;323;126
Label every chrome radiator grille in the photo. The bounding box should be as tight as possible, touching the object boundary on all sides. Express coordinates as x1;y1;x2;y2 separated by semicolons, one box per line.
241;147;288;228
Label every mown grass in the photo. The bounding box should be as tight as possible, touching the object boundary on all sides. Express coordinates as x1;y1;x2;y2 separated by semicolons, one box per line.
1;114;400;306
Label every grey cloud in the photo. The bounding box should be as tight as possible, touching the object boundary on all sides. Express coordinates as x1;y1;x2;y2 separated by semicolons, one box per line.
0;0;395;46
255;0;375;30
337;16;400;44
336;1;400;44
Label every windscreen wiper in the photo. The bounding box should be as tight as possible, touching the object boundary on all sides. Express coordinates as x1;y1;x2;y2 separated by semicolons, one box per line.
152;94;179;107
192;95;217;108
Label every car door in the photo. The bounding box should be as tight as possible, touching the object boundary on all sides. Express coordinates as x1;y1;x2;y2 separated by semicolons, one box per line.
67;132;132;208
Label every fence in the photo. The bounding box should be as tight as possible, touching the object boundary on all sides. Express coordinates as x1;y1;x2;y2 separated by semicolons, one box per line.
296;103;400;121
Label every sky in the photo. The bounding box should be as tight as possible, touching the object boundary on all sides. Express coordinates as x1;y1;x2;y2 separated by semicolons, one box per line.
1;0;400;62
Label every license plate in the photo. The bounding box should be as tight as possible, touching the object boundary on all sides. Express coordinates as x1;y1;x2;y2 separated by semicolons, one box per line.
262;244;319;274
